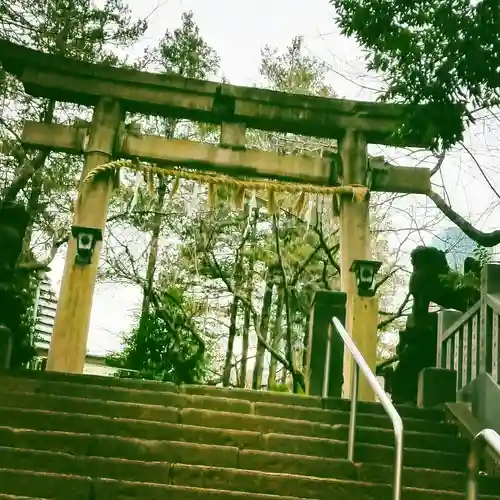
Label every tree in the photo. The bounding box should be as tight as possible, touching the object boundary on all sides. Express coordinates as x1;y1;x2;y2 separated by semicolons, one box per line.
135;11;220;333
106;284;209;384
332;0;500;247
101;11;221;383
1;0;146;62
157;37;401;391
0;0;147;366
332;0;499;149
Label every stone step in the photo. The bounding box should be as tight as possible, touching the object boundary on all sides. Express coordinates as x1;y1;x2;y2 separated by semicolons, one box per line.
0;371;444;421
164;463;500;499
251;398;452;434
0;388;457;437
0;445;498;494
0;468;308;500
0;400;465;454
0;467;499;500
0;497;47;499
0;424;467;472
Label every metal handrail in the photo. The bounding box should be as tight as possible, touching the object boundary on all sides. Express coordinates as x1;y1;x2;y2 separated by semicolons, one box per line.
325;317;404;500
467;429;500;499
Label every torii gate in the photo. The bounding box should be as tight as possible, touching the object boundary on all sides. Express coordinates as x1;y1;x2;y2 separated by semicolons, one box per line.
0;40;435;399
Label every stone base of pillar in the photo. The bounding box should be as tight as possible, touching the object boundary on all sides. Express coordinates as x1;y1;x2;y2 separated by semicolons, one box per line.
343;294;379;402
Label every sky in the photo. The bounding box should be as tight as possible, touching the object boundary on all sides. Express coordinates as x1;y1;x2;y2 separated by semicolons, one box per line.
45;0;500;356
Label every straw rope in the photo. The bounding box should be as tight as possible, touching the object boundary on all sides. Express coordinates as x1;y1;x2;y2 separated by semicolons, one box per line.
82;159;369;201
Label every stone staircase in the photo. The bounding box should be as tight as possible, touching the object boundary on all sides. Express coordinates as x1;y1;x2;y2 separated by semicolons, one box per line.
0;371;498;499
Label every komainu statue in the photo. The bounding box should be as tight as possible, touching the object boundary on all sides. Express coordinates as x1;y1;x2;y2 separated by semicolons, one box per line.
377;246;481;404
0;202;31;368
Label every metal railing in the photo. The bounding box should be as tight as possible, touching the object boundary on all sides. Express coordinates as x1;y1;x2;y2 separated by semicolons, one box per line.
324;317;404;500
467;429;500;499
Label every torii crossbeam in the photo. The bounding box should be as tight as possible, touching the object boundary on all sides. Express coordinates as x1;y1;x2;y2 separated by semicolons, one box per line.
0;40;440;397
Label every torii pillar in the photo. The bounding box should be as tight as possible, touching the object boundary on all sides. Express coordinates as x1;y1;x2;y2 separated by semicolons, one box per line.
47;98;123;373
339;129;378;402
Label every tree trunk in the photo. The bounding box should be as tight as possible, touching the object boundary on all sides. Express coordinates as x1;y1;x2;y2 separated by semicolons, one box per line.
267;286;284;388
22;171;43;256
280;361;287;385
138;179;166;332
239;207;258;388
240;303;250;388
252;266;274;390
138;119;178;332
222;258;244;386
302;308;310;372
222;203;251;387
19;99;55;254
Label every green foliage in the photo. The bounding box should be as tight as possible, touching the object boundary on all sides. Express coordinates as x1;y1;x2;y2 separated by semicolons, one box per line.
268;383;290;393
3;0;147;63
473;244;491;267
155;11;220;79
0;0;149;370
268;382;306;395
106;286;208;384
10;271;39;368
439;244;489;293
261;36;335;96
332;0;500;149
438;269;480;293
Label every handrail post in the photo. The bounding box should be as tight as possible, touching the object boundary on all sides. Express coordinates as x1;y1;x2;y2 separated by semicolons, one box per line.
322;325;332;399
467;429;500;500
393;415;404;497
332;317;403;500
467;441;480;500
347;363;359;462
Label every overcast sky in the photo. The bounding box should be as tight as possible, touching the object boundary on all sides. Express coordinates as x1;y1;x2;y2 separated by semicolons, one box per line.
47;0;500;355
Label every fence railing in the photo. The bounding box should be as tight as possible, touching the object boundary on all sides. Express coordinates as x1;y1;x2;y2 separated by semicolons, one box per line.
438;263;500;390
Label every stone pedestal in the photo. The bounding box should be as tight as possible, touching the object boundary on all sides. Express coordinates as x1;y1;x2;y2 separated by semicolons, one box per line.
417;367;457;408
305;290;346;398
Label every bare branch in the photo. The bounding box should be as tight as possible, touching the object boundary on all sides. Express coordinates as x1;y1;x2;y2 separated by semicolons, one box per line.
2;99;56;202
16;234;69;272
428;190;500;247
290;241;323;286
460;141;500;200
314;225;341;273
374;266;401;293
3;150;49;203
378;292;411;330
430;151;445;177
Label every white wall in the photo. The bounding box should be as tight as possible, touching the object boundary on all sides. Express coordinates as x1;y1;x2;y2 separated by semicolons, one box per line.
83;363;118;377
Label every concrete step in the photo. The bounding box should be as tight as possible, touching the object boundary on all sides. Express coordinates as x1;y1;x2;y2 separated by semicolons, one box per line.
0;423;467;472
165;463;500;499
0;372;484;499
0;445;499;494
0;497;48;500
0;468;309;500
0;371;444;421
0;388;457;436
0;467;499;500
0;399;466;454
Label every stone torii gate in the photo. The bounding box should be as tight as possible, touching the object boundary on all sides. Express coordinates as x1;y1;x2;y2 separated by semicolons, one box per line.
0;40;435;398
